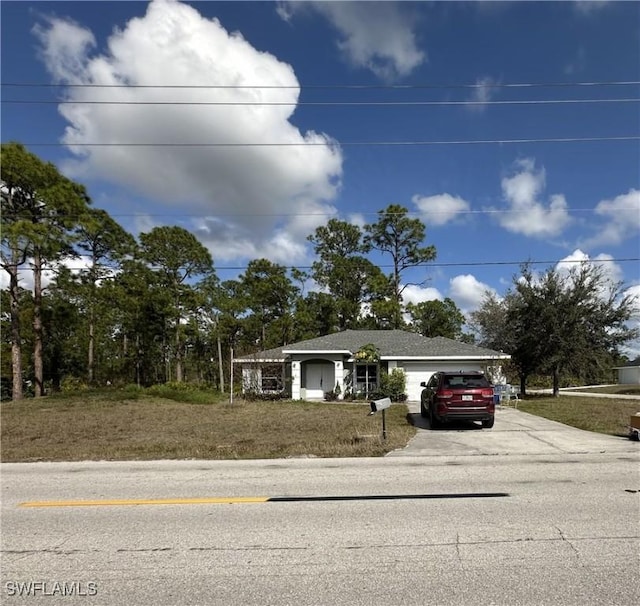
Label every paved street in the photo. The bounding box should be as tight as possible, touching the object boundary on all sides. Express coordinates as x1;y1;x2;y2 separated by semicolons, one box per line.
2;408;639;606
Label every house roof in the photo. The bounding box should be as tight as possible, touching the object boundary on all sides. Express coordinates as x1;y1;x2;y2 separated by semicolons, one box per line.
236;330;508;362
613;357;640;369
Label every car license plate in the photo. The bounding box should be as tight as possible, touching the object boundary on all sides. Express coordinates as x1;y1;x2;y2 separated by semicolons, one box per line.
462;395;473;401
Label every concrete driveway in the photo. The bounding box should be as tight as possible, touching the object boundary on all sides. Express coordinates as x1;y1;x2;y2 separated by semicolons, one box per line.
387;402;638;457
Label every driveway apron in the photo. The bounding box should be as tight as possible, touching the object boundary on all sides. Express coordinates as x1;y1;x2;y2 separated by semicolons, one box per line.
387;402;639;457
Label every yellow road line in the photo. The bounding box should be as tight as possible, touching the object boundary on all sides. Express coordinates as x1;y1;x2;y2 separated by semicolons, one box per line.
19;496;269;508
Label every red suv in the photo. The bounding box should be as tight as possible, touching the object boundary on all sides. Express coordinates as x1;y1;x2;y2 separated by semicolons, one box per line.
420;371;495;429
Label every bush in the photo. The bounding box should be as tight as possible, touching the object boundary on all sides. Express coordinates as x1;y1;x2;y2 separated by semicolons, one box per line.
60;377;89;394
379;368;407;402
243;390;286;401
146;382;220;404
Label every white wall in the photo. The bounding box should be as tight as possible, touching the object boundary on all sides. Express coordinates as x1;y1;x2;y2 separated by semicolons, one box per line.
618;366;640;384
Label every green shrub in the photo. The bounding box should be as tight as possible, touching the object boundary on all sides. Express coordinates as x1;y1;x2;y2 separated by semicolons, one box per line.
379;368;407;402
146;382;220;404
243;390;286;401
60;377;89;394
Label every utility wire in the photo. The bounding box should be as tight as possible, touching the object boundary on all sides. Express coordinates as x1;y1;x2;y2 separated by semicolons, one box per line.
21;136;640;147
4;98;640;106
31;258;640;272
3;80;640;89
2;208;635;220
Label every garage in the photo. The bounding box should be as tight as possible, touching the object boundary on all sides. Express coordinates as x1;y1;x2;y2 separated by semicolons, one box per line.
400;361;485;402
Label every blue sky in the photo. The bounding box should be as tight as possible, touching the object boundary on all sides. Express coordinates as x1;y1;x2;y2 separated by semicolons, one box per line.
2;0;639;326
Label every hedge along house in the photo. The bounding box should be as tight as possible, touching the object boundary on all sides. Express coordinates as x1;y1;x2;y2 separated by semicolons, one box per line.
235;330;510;402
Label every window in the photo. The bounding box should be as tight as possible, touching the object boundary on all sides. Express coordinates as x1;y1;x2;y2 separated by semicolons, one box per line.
261;365;283;393
355;364;378;395
442;374;491;389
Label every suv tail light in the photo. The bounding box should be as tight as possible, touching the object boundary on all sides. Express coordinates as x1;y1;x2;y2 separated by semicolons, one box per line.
481;389;494;398
437;390;453;399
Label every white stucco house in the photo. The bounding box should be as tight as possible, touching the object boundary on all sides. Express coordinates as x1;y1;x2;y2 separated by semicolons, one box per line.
235;329;510;402
613;358;640;384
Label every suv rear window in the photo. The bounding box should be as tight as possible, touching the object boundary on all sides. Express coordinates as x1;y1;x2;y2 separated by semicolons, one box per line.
443;374;491;388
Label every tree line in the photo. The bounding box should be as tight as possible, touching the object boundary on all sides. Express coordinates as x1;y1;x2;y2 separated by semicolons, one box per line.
1;142;457;399
1;142;637;400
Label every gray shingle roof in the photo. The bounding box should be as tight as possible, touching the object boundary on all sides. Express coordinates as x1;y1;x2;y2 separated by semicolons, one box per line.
237;330;508;361
617;357;640;368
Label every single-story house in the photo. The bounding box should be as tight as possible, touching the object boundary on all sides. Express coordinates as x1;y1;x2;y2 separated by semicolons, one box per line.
235;329;510;402
613;358;640;384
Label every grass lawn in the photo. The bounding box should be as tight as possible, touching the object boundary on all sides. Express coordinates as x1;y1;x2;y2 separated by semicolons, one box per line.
563;385;640;396
0;388;416;462
515;395;639;437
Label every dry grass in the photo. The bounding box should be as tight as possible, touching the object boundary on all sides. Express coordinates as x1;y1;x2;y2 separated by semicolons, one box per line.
516;395;640;437
0;389;416;462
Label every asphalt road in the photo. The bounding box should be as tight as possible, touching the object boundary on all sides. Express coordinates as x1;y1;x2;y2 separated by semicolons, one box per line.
2;408;639;606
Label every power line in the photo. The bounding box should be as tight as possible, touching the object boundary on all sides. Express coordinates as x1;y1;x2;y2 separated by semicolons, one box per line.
3;207;636;220
21;136;640;147
4;98;640;106
30;257;640;272
3;80;639;89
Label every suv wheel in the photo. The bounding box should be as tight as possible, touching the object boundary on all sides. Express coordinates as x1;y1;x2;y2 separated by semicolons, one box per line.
481;416;495;429
429;406;440;429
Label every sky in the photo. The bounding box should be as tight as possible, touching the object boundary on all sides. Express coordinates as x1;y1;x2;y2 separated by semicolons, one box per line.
2;0;639;344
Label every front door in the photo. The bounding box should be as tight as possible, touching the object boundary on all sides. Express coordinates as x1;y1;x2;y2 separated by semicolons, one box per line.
304;362;335;400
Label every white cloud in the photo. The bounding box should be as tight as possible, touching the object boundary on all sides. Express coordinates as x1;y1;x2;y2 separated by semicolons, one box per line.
495;158;572;238
574;1;612;15
33;16;96;85
347;213;367;229
556;249;625;300
467;76;499;113
556;249;623;284
564;46;587;75
278;1;425;80
412;193;471;226
0;257;94;292
581;189;640;248
34;0;343;266
401;284;443;305
621;283;640;358
448;274;496;313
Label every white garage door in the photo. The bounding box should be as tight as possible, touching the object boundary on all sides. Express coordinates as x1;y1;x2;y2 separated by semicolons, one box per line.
400;362;484;402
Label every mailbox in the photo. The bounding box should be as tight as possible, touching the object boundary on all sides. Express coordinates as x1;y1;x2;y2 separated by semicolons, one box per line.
368;397;391;440
369;397;392;414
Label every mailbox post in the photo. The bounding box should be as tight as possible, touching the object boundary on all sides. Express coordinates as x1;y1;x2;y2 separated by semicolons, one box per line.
369;397;392;440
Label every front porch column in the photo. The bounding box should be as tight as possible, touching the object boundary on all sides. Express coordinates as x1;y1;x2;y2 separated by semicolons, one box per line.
334;360;344;399
291;361;301;400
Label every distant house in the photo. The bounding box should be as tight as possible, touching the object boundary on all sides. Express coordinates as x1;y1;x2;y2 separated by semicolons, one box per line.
235;329;510;402
613;358;640;385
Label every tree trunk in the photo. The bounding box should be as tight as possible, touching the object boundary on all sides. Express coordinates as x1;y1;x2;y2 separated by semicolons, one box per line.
552;366;560;398
8;262;23;401
88;307;95;384
33;251;44;397
175;324;183;383
519;374;527;398
135;334;141;388
217;332;224;393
